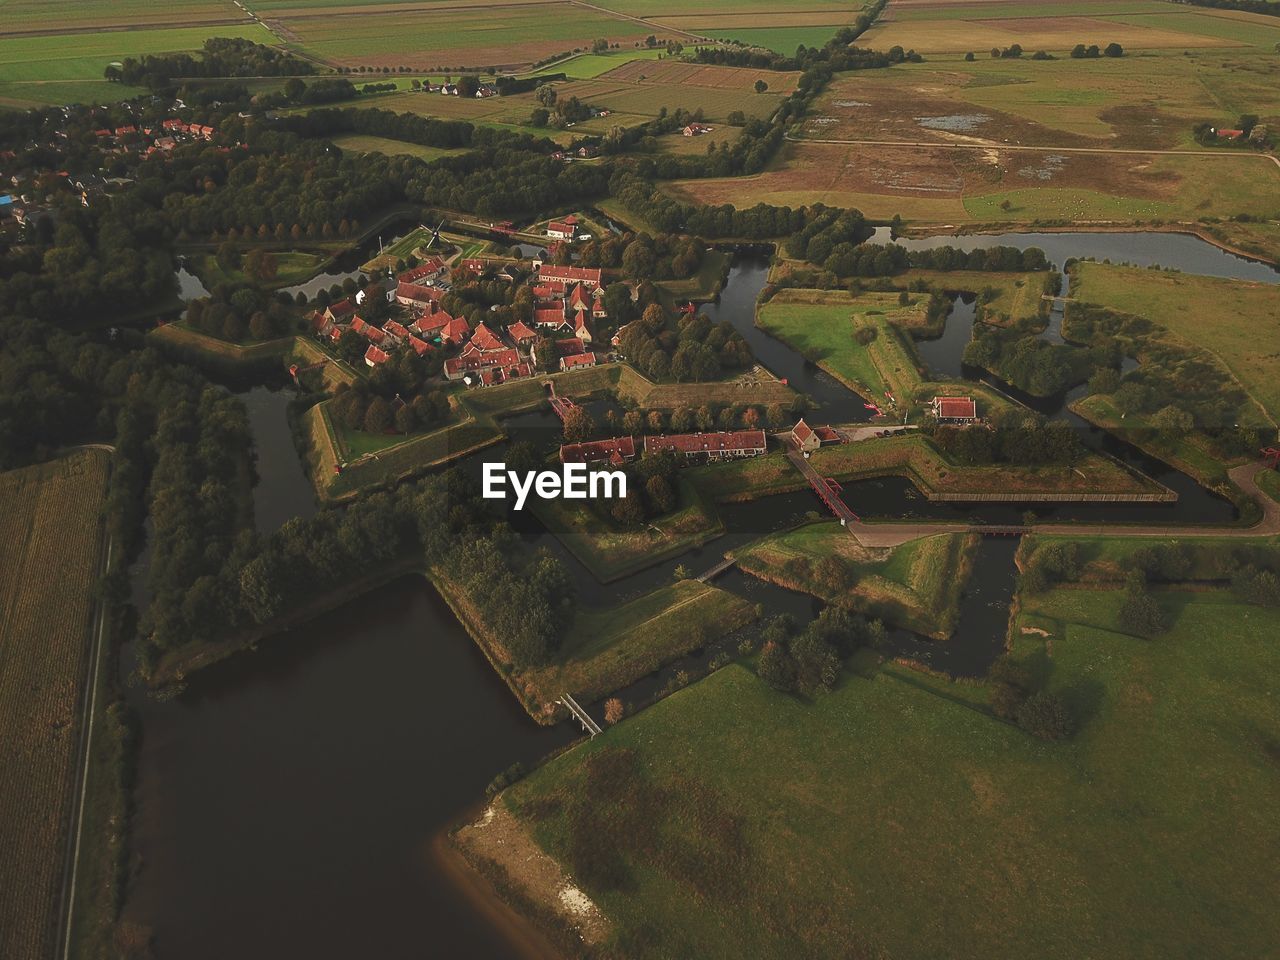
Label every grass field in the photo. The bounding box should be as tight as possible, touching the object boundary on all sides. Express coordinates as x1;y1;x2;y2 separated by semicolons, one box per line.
0;449;110;960
518;579;758;708
667;139;1280;223
737;524;978;637
1072;262;1280;423
191;250;328;288
802;53;1280;150
504;583;1280;959
0;0;246;31
758;290;927;402
331;133;466;162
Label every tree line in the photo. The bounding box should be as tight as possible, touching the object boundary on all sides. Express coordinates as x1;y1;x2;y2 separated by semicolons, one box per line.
106;38;314;88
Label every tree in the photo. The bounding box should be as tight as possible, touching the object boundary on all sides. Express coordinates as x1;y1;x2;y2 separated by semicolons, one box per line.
622;410;643;434
604;698;624;724
1016;691;1075;740
964;51;976;61
646;409;665;433
394;403;416;435
754;79;768;93
1152;404;1194;441
1104;42;1123;57
363;396;392;433
1070;43;1087;58
757;640;796;692
562;405;595;443
536;83;557;107
645;474;676;514
1118;572;1170;637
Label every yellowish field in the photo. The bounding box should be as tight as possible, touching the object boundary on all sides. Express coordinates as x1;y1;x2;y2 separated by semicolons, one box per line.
600;57;801;93
0;449;111;960
862;15;1241;52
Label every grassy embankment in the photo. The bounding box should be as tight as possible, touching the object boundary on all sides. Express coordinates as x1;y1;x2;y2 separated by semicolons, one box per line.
691;432;1166;504
499;582;1280;959
0;450;111;960
736;524;978;638
330;133;467;163
655;250;730;302
533;478;724;582
188;251;329;289
1067;262;1279;490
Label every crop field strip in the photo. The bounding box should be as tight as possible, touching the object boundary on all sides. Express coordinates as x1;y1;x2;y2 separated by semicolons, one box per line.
0;450;111;960
0;0;249;33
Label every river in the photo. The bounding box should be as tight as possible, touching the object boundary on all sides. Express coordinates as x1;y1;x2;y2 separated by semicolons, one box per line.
122;227;1275;958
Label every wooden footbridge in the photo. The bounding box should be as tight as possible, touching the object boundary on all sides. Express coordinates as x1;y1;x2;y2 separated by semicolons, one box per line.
786;450;858;524
697;556;738;582
558;693;602;737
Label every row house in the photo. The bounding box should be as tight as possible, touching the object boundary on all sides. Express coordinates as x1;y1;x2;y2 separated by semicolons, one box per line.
396;280;444;311
559;436;636;467
534;263;602;289
559;351;598;372
399;258;445;284
643;430;768;461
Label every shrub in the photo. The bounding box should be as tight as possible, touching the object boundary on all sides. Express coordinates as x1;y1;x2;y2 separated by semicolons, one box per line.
757;640;797;692
1016;691;1075;740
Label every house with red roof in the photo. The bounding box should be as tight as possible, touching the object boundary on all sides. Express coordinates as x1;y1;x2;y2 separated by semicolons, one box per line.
559;351;598;372
643;430;768;461
547;215;578;241
399;258;445;284
534;305;569;329
444;346;522;380
364;344;390;367
791;418;819;453
507;320;537;347
408;335;434;357
554;338;586;357
572;313;592;343
468;321;506;352
350;316;387;344
396;281;443;309
560;436;636;466
442;317;471;344
383;320;411;341
324;298;357;324
932;396;977;423
536;263;602;288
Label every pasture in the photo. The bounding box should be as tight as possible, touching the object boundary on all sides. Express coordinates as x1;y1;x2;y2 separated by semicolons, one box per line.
801;53;1280;149
0;449;111;960
1072;262;1280;423
666;139;1280;223
330;132;465;161
861;0;1280;52
0;0;245;32
506;584;1280;960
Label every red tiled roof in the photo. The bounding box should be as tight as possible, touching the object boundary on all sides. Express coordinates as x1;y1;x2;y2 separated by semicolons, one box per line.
327;297;356;318
643;430;768;456
408;335;434;356
507;321;537;342
560;436;636;464
399;260;443;284
410;308;453;334
442;317;470;342
364;344;390;365
444;347;521;377
469;322;505;351
532;282;564;298
396;281;442;304
554;338;586;356
537;264;601;286
350;316;386;343
534;306;567;327
560;352;598;370
814;426;842;443
792;419;814;442
934;396;977;420
383;320;411;340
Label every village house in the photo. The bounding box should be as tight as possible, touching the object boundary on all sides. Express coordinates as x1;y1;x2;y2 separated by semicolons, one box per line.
364;344;390;367
408;334;433;357
547;215;579;241
559;436;636;467
559;351;598;372
534;263;602;289
791;419;843;453
383;320;411;341
554;338;587;358
350;316;388;345
396;280;443;310
324;298;357;325
682;122;713;137
644;430;768;461
506;320;538;348
409;303;454;338
442;316;471;344
932;396;978;423
399;258;445;284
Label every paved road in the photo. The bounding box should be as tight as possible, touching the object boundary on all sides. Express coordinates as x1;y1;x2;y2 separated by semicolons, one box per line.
787;134;1280;170
848;461;1280;548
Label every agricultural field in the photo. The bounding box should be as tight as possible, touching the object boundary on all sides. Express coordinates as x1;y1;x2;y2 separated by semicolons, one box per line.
0;0;247;32
265;2;673;70
0;449;111;960
736;525;978;637
802;53;1280;150
503;584;1280;960
666;139;1280;223
556;75;786;122
861;0;1280;53
1071;261;1280;423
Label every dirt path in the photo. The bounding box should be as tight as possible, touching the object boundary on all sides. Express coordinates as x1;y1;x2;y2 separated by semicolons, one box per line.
848;461;1280;548
787;134;1280;170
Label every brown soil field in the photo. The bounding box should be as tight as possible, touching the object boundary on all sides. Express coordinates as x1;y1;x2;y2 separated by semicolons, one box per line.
0;449;111;960
599;58;801;93
650;11;854;29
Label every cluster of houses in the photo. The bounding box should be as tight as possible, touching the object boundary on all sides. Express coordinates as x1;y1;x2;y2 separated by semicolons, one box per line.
311;255;611;385
425;81;497;98
93;119;218;159
559;429;769;467
682;122;714;137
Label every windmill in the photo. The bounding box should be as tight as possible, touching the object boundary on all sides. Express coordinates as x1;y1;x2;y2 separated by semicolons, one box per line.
423;219;446;250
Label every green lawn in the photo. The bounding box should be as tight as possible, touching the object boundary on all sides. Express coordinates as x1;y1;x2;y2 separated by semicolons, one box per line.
505;587;1280;959
330;133;466;162
530;48;667;80
191;250;328;289
1073;262;1280;424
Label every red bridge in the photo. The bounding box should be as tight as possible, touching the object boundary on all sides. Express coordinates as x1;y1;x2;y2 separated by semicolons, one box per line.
1263;447;1280;470
787;449;858;523
544;381;578;422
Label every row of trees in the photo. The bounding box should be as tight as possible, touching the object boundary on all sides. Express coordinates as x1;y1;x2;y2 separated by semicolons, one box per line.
616;303;753;382
925;411;1085;467
105;38;314;88
756;608;886;694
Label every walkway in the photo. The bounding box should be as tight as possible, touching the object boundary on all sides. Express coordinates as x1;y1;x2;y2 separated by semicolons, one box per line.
697;556;738;582
558;693;602;737
787;448;858;524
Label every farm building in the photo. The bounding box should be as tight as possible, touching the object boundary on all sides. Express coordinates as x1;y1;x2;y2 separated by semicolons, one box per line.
932;396;977;423
643;430;768;461
792;419;844;452
536;264;602;288
547;215;579;240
